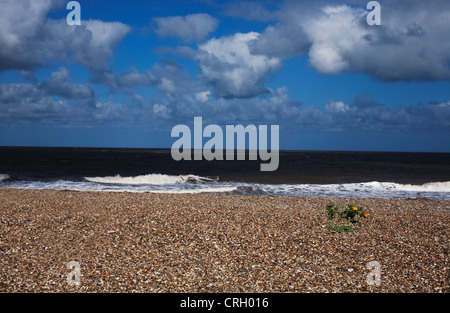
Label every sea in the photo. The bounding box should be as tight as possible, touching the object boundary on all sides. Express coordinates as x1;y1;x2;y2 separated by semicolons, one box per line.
0;147;449;200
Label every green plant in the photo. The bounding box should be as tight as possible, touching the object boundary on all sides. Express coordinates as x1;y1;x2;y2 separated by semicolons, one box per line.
325;203;367;233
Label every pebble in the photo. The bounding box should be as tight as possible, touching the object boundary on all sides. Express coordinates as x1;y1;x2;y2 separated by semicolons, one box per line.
0;189;448;293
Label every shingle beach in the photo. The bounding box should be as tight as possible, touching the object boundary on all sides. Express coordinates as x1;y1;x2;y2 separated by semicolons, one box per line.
0;189;448;293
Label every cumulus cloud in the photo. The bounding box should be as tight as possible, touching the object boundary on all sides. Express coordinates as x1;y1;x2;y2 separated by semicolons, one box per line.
321;95;450;131
0;82;146;128
77;20;132;70
0;0;55;71
0;0;136;127
80;58;212;123
1;0;449;136
0;0;131;74
197;32;282;98
166;86;302;126
245;0;450;82
249;23;310;59
195;91;212;103
325;100;351;114
251;0;450;85
0;67;98;124
93;68;158;94
154;13;219;42
303;5;366;75
40;67;95;101
0;83;80;125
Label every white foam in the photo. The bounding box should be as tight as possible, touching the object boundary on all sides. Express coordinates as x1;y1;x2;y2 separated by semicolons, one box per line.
84;174;215;185
4;179;236;195
144;187;238;194
236;181;450;200
392;181;450;192
0;174;10;182
3;177;450;200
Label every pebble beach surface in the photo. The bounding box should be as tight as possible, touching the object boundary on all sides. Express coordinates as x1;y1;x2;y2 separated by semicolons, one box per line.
0;189;448;293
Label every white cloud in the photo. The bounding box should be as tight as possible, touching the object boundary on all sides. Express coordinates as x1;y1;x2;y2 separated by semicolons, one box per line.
249;23;310;58
0;0;131;73
81;20;132;68
306;2;450;80
40;67;95;100
198;32;282;98
0;0;54;48
195;91;212;102
325;100;351;113
1;0;449;134
303;5;367;75
248;0;450;82
152;103;172;120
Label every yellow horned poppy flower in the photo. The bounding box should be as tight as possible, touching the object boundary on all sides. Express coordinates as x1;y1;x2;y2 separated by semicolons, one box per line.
363;212;368;218
352;206;358;211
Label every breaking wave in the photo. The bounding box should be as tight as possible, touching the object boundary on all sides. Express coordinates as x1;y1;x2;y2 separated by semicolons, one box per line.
235;181;450;200
84;174;216;185
144;187;238;194
391;181;450;192
1;174;449;199
0;174;10;182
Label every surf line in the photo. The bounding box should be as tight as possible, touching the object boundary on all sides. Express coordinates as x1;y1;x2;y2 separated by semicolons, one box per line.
171;117;279;171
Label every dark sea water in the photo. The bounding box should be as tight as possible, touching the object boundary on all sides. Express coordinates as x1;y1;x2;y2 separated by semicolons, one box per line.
0;147;449;200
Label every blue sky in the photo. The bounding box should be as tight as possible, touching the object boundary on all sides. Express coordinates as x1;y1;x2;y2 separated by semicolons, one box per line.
0;0;449;151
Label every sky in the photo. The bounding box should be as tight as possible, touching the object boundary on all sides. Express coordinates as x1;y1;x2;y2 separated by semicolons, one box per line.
0;0;449;151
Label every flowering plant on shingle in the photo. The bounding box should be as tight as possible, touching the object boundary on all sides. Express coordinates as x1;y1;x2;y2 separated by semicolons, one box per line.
325;203;367;233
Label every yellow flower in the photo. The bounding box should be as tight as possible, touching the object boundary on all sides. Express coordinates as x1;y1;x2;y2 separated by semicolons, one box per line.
352;206;358;211
363;212;367;218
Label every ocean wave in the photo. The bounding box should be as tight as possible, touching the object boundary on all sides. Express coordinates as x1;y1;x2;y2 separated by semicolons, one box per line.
391;181;450;192
0;174;10;182
2;178;449;200
84;174;216;185
51;186;237;194
235;181;450;200
332;181;450;193
144;187;237;194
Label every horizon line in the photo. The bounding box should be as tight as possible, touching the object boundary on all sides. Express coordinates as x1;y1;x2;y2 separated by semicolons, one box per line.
0;145;449;154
